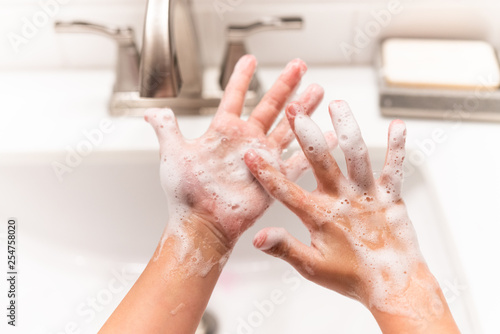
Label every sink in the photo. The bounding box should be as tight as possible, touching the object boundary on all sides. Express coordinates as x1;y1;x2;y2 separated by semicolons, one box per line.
0;151;167;334
0;147;479;333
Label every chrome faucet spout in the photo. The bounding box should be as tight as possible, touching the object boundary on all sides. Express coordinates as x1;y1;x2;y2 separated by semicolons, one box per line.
139;0;202;99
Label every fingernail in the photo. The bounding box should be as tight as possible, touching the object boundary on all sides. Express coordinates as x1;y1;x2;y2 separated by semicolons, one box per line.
254;234;275;251
253;234;266;249
255;230;281;251
287;103;304;117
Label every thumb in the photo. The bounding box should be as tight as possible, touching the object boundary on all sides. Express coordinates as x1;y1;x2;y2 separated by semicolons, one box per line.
144;108;184;151
253;227;317;277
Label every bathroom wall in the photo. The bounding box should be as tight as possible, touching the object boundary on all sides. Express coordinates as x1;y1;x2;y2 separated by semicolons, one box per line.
1;0;499;70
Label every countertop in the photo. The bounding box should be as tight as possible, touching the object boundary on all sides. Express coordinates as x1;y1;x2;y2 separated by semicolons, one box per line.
1;67;499;333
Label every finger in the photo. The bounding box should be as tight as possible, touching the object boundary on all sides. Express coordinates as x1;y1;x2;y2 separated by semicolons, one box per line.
324;131;339;151
328;100;375;192
283;150;310;182
244;149;315;222
253;227;318;278
216;55;257;118
379;120;406;202
287;103;346;194
144;108;184;150
268;84;324;149
248;59;308;133
283;131;338;182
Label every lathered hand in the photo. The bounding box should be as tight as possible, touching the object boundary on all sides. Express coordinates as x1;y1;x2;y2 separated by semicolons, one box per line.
146;55;330;249
245;101;461;333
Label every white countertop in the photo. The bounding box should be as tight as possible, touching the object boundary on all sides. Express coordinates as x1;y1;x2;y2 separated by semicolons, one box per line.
1;67;499;333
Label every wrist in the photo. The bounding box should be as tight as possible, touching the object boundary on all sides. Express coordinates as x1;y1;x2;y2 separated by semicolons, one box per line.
122;214;231;334
367;264;460;333
371;297;459;334
184;212;234;258
152;213;233;276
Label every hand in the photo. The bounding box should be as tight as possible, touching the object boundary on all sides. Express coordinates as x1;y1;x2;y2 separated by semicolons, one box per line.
102;56;329;334
244;101;459;331
145;55;326;249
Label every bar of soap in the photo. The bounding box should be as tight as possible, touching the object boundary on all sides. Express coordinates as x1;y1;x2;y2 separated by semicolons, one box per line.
382;38;500;90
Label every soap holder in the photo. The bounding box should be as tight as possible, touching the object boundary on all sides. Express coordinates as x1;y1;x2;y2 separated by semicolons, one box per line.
376;39;500;123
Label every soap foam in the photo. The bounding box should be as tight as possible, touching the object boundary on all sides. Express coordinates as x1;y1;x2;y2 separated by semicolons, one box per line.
378;120;407;202
329;101;374;192
294;113;333;171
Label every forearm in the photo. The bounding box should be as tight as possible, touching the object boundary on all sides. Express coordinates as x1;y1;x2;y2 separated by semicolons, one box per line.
99;215;230;334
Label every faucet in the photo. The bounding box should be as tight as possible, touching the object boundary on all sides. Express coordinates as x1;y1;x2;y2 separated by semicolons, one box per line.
55;0;303;116
139;0;202;99
54;21;140;94
219;16;303;93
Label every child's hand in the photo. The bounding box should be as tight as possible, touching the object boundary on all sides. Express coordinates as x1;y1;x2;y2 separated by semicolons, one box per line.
145;55;328;248
244;100;454;327
107;58;331;334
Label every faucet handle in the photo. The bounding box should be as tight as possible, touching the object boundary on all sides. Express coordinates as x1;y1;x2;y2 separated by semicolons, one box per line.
55;21;140;93
227;16;303;41
220;16;304;91
55;21;136;45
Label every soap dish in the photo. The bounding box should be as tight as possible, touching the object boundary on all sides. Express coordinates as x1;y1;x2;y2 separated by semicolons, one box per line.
376;39;500;122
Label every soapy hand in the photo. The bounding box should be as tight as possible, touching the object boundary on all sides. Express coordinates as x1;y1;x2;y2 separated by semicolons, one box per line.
102;56;329;334
245;101;446;321
145;55;328;248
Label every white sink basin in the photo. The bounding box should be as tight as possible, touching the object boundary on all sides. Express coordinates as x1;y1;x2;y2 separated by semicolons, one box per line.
0;148;479;333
